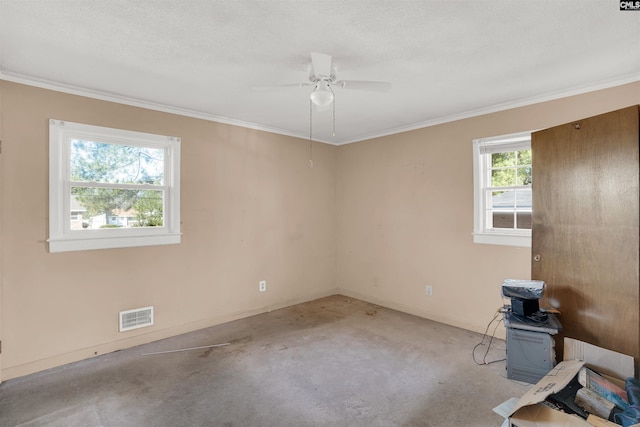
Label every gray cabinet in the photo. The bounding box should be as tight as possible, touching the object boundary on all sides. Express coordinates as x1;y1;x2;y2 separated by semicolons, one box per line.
505;313;560;383
507;327;556;383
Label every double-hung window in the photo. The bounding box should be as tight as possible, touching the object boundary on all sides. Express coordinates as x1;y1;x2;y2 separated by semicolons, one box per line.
473;132;532;247
49;120;181;253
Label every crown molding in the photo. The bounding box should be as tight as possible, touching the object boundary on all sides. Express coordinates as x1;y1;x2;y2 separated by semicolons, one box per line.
0;70;335;144
2;70;638;147
336;73;640;145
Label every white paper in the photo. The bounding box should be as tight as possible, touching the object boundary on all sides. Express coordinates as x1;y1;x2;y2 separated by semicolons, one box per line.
493;397;520;419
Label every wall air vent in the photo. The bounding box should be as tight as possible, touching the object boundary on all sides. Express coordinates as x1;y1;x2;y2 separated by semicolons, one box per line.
119;306;154;332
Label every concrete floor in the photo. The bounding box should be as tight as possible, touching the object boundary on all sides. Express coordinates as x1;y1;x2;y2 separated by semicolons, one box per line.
0;295;530;426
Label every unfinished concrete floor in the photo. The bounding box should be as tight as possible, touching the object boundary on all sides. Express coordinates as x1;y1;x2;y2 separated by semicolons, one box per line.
0;295;530;426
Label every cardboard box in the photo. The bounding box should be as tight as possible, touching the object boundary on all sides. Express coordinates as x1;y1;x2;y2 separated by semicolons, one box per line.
509;359;590;426
564;338;634;389
503;338;636;427
512;403;593;427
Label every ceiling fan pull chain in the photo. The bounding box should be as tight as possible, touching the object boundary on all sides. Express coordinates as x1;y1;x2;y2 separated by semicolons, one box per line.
332;94;336;137
309;99;313;168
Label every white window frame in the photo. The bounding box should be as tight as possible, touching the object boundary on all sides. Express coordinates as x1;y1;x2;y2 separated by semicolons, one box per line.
473;131;531;247
48;119;181;253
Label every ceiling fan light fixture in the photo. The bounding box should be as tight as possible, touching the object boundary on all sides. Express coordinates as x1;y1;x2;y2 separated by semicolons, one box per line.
310;81;334;107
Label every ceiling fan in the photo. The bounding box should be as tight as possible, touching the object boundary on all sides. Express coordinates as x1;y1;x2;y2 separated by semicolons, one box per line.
253;52;392;109
254;52;391;166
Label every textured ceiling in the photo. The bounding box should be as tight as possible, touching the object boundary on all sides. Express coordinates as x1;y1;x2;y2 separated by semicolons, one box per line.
1;0;639;144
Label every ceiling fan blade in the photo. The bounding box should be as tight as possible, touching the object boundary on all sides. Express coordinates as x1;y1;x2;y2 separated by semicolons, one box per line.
251;82;313;91
335;80;392;92
310;52;333;78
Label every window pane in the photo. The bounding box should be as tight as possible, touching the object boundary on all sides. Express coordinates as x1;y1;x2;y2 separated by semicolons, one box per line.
493;212;514;229
70;140;164;185
516;166;532;185
515;189;532;209
492;151;515;167
133;190;165;227
517;149;532;166
492;190;512;209
489;189;532;231
516;212;532;230
491;168;517;187
70;187;164;229
492;190;514;229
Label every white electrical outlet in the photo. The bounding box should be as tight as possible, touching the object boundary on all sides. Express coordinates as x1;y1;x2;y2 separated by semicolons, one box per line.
259;280;267;292
426;285;433;296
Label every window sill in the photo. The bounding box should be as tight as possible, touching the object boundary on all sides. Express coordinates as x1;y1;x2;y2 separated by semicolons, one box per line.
473;232;531;248
48;233;181;253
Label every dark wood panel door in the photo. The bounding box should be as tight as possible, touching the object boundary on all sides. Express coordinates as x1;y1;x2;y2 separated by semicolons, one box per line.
531;106;639;373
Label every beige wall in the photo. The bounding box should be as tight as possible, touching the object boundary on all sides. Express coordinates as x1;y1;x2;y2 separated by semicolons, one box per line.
0;81;338;380
336;82;640;336
1;80;638;381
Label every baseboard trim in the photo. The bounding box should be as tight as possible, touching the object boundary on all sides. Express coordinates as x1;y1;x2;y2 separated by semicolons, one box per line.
3;288;339;381
336;288;507;341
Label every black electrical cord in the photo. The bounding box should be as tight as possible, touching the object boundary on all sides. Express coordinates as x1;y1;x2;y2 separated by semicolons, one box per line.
472;310;506;365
